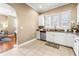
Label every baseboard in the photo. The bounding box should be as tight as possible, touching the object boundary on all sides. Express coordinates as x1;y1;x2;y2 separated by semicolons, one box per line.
18;38;36;47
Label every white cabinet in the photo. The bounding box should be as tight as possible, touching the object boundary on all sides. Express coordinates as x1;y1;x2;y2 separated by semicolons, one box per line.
46;32;54;42
64;33;74;47
36;31;40;39
46;32;74;47
38;15;44;26
53;32;66;45
73;36;79;56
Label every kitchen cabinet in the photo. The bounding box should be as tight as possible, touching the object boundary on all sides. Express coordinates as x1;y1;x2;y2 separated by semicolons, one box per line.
73;36;79;56
46;32;55;42
64;33;74;47
53;32;66;45
46;32;74;47
38;15;44;26
36;31;40;39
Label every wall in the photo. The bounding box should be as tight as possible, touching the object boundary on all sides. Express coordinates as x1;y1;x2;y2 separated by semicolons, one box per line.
9;3;38;45
41;3;77;28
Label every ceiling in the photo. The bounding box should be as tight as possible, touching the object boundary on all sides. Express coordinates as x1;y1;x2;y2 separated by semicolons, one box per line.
27;3;68;13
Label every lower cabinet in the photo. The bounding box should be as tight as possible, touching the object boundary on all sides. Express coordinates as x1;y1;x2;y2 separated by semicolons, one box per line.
36;31;40;39
46;32;74;47
46;32;54;42
53;32;66;46
63;33;74;47
73;36;79;56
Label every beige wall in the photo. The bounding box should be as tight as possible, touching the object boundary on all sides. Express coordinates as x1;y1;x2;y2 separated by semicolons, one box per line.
9;4;38;44
41;3;77;27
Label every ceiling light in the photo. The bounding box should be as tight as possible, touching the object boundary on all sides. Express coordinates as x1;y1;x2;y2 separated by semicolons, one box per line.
39;5;42;9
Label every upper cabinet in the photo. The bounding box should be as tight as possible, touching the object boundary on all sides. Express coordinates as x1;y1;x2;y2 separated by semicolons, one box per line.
77;4;79;25
38;15;44;26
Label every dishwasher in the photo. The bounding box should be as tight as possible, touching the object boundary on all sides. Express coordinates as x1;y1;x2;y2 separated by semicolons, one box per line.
40;31;46;41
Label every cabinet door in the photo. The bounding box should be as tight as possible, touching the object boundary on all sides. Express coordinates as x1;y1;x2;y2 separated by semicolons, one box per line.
38;16;44;26
74;39;79;56
54;32;66;45
54;32;74;47
36;31;40;39
63;34;74;47
46;32;54;42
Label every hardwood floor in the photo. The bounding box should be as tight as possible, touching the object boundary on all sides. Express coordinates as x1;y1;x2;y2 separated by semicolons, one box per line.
0;34;16;53
1;40;75;56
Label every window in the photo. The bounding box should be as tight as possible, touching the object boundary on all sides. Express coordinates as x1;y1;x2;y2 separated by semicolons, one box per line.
44;16;51;28
44;10;71;29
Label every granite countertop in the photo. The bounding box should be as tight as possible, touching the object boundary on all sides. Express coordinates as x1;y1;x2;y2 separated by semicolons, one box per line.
37;28;79;38
37;28;73;33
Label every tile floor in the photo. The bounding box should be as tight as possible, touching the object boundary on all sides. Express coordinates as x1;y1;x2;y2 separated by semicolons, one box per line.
0;40;75;56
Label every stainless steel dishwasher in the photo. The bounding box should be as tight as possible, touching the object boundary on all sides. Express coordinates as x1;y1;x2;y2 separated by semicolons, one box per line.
40;31;46;41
